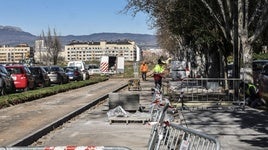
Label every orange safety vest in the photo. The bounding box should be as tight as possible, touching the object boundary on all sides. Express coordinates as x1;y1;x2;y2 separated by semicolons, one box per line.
140;64;148;73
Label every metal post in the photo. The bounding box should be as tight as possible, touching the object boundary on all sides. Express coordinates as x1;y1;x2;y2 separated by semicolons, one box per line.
133;61;139;78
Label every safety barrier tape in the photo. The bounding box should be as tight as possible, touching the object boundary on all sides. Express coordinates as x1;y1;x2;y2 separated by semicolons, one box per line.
45;146;104;150
0;146;131;150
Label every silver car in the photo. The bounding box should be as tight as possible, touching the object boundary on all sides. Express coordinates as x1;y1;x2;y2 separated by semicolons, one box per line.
43;66;69;84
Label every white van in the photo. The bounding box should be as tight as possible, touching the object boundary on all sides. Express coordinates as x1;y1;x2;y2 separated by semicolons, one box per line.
67;61;86;71
67;61;89;80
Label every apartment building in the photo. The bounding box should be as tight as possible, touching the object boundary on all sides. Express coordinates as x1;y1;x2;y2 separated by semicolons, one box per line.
0;44;33;63
64;40;138;61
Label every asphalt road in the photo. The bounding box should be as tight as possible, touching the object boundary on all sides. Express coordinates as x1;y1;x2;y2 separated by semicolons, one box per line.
0;78;128;146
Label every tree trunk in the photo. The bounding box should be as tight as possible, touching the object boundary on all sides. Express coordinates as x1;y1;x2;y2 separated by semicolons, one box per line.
239;0;253;83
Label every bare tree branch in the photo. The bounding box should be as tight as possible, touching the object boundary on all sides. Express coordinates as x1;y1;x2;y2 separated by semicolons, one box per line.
249;1;268;43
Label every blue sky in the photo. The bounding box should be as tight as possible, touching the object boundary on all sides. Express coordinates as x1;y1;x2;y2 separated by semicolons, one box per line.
1;0;155;36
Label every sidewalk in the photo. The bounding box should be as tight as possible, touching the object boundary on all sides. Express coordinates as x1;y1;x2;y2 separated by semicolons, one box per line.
140;78;268;149
119;78;268;149
182;108;268;150
28;78;268;150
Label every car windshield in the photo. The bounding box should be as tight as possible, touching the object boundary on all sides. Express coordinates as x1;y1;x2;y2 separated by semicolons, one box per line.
50;67;60;71
0;66;9;74
43;67;49;72
7;68;22;74
76;64;82;70
253;61;268;71
65;68;75;72
30;68;39;74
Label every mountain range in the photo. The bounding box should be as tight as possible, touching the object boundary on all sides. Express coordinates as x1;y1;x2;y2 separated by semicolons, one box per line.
0;25;158;48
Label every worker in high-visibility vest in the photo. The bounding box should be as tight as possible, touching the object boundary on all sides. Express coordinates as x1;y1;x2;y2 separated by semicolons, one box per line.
152;59;166;89
239;82;265;108
140;61;148;81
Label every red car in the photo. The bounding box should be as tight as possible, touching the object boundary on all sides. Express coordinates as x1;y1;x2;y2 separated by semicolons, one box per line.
5;65;35;91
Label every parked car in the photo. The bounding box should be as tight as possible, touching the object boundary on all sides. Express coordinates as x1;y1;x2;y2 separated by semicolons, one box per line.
43;66;69;84
227;60;268;81
29;66;51;87
87;64;99;70
68;61;86;71
63;66;83;81
88;68;102;76
253;60;268;84
5;65;35;91
0;65;15;95
87;64;101;76
67;61;89;80
257;64;268;106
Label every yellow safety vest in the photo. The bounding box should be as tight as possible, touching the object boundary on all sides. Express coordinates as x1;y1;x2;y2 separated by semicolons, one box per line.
153;64;164;73
246;84;256;95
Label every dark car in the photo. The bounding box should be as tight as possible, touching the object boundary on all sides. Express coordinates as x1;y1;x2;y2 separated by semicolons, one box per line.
29;66;51;87
258;64;268;106
0;65;15;95
63;66;83;81
5;65;35;91
253;60;268;84
43;66;69;84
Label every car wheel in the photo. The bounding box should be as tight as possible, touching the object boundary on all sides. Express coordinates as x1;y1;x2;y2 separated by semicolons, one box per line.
59;77;63;84
11;83;16;93
24;86;29;92
0;85;6;96
40;81;45;88
30;82;36;90
0;79;5;95
47;80;51;87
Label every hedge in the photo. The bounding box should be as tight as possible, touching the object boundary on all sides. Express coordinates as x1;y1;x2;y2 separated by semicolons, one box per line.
0;76;108;109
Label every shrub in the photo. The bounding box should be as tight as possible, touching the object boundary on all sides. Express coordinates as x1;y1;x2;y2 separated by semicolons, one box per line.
0;76;108;109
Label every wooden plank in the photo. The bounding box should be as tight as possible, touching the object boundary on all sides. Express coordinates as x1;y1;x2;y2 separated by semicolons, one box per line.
109;116;149;125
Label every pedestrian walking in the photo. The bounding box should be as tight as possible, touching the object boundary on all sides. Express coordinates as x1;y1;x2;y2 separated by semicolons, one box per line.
140;61;148;81
151;59;166;89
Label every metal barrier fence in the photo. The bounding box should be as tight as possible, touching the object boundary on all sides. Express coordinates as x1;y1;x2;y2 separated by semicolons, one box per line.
147;103;220;150
150;86;165;122
0;146;131;150
148;103;170;150
168;78;245;110
159;123;220;150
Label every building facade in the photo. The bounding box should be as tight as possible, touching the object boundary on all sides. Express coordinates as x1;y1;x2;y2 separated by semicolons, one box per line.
0;44;33;63
64;40;138;61
0;40;140;64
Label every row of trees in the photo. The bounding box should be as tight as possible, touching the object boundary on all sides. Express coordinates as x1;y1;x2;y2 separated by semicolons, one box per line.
124;0;268;82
